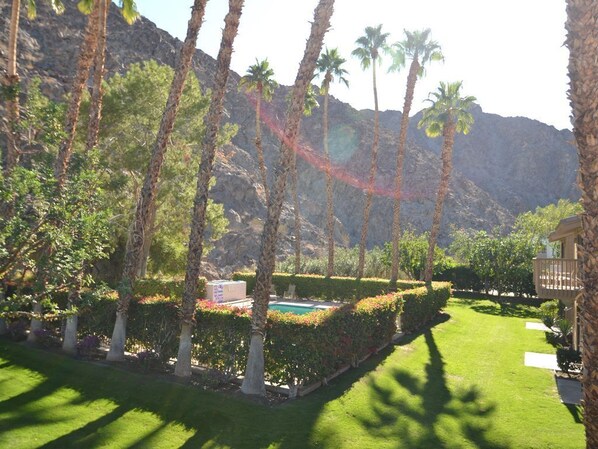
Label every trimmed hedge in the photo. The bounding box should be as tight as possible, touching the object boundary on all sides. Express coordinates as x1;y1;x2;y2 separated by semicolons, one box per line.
134;277;207;299
232;272;422;302
400;283;451;333
78;282;450;388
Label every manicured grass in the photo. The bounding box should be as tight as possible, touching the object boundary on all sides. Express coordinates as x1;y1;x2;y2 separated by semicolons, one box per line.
0;296;584;448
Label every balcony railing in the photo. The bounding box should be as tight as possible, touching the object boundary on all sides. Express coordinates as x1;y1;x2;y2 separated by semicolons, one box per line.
533;258;582;301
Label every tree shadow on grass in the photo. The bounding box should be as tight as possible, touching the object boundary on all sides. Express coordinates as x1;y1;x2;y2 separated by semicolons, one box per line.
0;339;404;449
470;302;539;319
319;330;509;449
566;404;583;424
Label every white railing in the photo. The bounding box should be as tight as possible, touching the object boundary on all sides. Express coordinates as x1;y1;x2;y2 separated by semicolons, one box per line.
533;258;582;300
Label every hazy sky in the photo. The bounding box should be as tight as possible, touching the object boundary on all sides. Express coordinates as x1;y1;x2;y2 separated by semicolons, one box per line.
138;0;570;131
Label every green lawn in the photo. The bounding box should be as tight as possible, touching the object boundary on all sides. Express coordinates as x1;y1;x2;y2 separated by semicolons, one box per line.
0;296;584;448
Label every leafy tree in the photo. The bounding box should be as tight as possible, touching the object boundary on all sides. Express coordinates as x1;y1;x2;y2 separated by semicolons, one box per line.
241;0;335;397
238;58;278;204
387;29;443;286
81;60;227;280
382;229;453;280
175;0;244;378
513;199;582;253
352;24;389;279
316;47;349;277
418;81;475;284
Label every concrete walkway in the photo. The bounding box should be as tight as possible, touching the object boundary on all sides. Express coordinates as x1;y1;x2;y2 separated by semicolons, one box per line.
524;352;558;370
556;377;582;405
525;321;551;332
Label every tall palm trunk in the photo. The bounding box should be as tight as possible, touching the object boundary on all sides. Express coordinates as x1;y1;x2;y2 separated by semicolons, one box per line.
174;0;244;377
423;118;455;285
241;0;335;396
323;76;335;277
390;57;420;286
107;0;208;361
85;0;109;153
357;61;380;279
292;148;301;273
54;0;101;189
255;92;269;204
3;0;22;176
565;1;598;446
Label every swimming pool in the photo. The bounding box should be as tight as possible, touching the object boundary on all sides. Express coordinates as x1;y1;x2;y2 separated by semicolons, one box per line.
269;302;330;315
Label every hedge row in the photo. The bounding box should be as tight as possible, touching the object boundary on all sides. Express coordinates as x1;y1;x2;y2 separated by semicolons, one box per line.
134;277;207;299
78;282;450;388
232;272;423;302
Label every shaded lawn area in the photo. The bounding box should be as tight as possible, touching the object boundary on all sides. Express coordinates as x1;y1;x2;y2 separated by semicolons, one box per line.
0;296;584;448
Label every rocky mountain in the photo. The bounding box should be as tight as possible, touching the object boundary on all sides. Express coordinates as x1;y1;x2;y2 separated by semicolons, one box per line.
0;1;580;276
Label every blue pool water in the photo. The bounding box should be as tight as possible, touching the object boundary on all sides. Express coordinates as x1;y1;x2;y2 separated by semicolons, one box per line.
269;303;324;315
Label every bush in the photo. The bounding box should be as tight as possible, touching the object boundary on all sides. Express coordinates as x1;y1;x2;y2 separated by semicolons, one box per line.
134;277;207;299
434;265;482;291
400;283;452;333
78;283;450;388
232;272;422;302
556;346;581;376
539;299;560;330
77;335;101;358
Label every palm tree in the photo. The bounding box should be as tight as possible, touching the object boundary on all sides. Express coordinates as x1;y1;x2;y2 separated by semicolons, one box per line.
388;29;442;287
417;81;475;285
84;0;109;153
291;84;319;274
240;0;335;397
105;0;208;361
2;0;64;177
565;1;598;445
173;0;245;377
54;0;138;190
238;59;278;204
351;24;389;279
316;47;348;277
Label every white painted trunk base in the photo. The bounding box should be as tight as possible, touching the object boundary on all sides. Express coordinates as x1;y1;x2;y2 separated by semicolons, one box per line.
106;312;127;361
241;333;266;396
174;323;193;377
62;315;78;355
27;301;43;342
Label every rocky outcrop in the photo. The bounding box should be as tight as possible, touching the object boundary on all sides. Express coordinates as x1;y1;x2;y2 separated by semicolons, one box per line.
0;1;579;275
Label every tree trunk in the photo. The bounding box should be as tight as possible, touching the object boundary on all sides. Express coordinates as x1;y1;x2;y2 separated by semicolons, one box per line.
85;0;109;153
62;275;83;355
107;0;208;362
357;59;380;279
54;0;101;189
136;200;158;278
174;0;244;378
255;94;269;204
26;300;43;342
390;58;420;287
2;0;22;176
424;119;455;285
292;149;301;274
565;2;598;446
323;78;335;277
241;0;335;396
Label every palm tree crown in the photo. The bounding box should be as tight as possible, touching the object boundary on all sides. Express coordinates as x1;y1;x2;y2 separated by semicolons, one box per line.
388;28;443;76
26;0;65;19
238;58;278;101
418;81;476;136
351;24;389;69
316;47;349;92
78;0;139;24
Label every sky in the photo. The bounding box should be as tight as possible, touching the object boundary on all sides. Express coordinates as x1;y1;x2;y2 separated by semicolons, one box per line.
138;0;571;131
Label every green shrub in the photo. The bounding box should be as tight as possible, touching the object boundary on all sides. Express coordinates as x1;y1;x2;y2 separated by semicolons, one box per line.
556;346;581;376
78;283;451;388
539;299;560;330
134;277;206;299
434;265;482;291
232;272;422;302
400;283;451;333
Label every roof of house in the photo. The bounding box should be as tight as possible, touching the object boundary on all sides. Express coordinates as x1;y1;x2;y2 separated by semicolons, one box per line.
548;215;582;242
